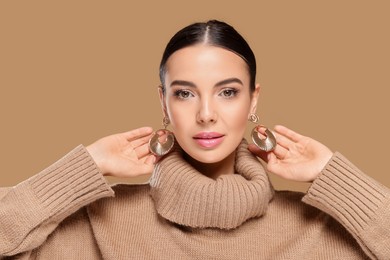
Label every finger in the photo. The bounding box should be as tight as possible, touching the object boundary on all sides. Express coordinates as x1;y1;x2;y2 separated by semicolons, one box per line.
144;154;157;166
273;132;295;150
256;126;291;150
248;143;269;162
123;127;154;141
134;143;152;159
266;153;283;175
129;133;153;148
272;143;289;160
267;152;277;165
248;138;288;161
274;125;303;142
136;155;156;174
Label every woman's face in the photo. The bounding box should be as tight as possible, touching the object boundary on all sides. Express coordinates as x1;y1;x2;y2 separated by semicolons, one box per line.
160;44;260;164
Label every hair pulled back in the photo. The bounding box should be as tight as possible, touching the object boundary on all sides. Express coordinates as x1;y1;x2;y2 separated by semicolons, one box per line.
159;20;257;93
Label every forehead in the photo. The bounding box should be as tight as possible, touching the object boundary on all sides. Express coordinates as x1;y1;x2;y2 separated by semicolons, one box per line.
165;44;249;85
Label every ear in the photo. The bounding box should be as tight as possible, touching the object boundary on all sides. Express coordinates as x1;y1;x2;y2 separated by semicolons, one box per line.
158;85;168;117
249;83;261;114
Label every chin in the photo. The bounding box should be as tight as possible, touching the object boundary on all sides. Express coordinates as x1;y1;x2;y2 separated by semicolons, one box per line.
184;148;232;164
193;155;224;164
178;138;240;165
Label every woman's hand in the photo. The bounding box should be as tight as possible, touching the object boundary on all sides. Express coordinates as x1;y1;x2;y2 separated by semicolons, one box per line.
248;125;333;182
86;127;156;178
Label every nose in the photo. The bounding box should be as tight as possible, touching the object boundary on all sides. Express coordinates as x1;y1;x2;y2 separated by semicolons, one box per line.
196;97;217;124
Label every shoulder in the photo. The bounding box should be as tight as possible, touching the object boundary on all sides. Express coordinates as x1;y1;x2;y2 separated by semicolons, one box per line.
0;187;11;200
270;190;357;239
102;182;152;205
270;190;340;222
87;183;154;216
272;190;307;208
111;183;151;202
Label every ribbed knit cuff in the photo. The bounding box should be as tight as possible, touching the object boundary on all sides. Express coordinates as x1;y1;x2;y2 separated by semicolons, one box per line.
302;152;388;235
0;145;115;255
25;145;114;218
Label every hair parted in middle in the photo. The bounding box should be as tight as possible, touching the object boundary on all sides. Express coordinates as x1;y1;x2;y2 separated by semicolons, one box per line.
159;20;257;93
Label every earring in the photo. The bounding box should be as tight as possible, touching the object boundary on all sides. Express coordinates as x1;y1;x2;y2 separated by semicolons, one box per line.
149;116;175;156
249;113;277;152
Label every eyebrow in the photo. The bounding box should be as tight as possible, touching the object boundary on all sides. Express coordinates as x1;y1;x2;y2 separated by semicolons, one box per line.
169;78;243;88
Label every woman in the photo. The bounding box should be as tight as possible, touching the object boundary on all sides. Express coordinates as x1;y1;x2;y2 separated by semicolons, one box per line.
1;20;389;259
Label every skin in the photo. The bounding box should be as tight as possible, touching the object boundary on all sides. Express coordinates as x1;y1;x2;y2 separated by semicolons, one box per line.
249;125;333;182
159;44;260;179
87;44;333;182
86;127;156;178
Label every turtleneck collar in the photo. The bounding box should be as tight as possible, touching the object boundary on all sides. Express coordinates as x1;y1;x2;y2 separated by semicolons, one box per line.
149;139;274;230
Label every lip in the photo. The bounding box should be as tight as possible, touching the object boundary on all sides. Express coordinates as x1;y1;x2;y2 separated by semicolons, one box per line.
193;132;225;148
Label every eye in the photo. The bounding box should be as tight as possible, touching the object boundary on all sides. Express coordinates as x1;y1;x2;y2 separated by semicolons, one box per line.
219;88;239;98
174;89;194;99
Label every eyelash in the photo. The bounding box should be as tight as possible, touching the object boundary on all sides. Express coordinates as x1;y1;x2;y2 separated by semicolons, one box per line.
219;88;239;98
173;88;239;100
173;89;194;99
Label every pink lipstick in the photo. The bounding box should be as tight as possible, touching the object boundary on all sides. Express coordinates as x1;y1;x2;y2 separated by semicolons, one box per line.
193;132;224;148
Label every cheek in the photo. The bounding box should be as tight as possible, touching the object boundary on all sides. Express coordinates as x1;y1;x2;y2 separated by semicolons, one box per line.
220;101;251;129
166;101;193;131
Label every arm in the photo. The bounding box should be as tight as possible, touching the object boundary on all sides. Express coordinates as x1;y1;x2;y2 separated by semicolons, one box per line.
0;145;114;256
302;152;390;260
249;125;390;259
0;127;156;257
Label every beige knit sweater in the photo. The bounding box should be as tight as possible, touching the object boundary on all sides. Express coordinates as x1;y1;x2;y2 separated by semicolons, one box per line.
0;140;389;259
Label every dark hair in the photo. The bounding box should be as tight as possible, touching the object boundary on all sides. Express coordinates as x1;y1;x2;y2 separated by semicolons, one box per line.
159;20;257;93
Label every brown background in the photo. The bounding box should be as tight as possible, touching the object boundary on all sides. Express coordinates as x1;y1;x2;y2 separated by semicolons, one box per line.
1;1;389;192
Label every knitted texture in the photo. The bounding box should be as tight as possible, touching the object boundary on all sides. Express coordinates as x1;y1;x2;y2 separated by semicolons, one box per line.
303;152;390;259
150;140;274;229
0;145;114;256
1;145;389;259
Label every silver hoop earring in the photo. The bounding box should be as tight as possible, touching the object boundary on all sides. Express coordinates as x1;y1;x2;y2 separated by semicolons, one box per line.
248;113;276;152
149;116;175;156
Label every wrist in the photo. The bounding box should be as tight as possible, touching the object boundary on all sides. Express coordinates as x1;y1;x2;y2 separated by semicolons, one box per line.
86;144;107;176
313;149;334;181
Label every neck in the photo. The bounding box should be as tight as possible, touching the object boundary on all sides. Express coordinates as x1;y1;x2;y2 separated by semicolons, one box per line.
149;139;275;229
184;151;236;179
